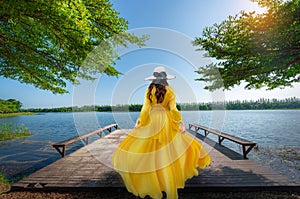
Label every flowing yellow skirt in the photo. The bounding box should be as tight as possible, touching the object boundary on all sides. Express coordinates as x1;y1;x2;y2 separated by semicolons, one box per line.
112;105;210;199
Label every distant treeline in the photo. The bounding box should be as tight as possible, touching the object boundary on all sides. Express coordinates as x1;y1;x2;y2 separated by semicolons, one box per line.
24;104;143;112
23;97;300;112
0;99;22;113
179;97;300;110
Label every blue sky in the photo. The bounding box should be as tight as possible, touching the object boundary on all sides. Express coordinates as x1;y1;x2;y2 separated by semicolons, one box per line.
1;0;299;108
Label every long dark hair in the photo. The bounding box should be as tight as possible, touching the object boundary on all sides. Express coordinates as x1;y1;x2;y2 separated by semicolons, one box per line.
147;80;168;103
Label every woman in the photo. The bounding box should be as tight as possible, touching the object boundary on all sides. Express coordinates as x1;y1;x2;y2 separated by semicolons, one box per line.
112;66;210;199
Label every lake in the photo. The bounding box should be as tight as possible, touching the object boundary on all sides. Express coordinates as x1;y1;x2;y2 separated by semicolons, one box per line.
0;110;299;182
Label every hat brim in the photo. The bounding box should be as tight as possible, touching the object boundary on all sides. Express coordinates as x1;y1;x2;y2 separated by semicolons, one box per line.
145;74;176;81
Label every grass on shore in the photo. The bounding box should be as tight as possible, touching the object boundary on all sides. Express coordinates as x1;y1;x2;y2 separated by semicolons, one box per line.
0;173;10;194
0;112;34;118
0;174;9;185
0;122;32;141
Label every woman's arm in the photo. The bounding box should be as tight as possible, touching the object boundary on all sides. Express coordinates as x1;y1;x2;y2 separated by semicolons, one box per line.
168;88;185;133
134;119;140;129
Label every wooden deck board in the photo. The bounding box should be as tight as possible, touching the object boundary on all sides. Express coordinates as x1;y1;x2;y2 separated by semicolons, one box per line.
12;129;299;192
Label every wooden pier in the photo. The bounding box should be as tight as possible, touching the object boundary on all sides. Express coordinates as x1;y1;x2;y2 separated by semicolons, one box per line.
12;128;300;193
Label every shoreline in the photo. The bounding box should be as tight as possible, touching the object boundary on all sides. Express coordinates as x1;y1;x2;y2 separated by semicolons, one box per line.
0;112;35;118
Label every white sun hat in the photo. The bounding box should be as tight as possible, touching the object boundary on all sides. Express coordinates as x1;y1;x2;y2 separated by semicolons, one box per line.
144;66;176;81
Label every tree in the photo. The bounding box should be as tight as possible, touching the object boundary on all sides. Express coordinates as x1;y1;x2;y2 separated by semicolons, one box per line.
0;98;22;113
193;0;300;91
0;0;147;94
7;98;22;111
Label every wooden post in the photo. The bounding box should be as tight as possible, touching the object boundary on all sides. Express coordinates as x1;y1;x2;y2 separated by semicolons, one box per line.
83;137;88;145
218;136;225;144
242;144;256;159
97;132;102;138
53;145;66;158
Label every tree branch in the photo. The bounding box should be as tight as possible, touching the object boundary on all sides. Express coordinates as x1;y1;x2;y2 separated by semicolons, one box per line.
3;35;63;65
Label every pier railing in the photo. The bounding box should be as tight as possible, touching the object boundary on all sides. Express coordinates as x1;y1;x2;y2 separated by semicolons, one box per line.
52;123;118;157
189;123;256;159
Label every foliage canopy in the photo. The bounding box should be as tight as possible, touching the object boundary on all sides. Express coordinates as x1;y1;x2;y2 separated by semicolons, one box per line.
193;0;300;91
0;0;147;94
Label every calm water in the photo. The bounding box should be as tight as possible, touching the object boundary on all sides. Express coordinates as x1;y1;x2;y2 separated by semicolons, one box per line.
0;110;299;182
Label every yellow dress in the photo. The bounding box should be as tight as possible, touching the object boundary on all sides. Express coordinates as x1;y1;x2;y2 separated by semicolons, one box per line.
112;86;210;199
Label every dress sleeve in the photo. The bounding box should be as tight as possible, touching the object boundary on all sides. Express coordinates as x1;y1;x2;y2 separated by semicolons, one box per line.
168;88;182;123
137;90;151;126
